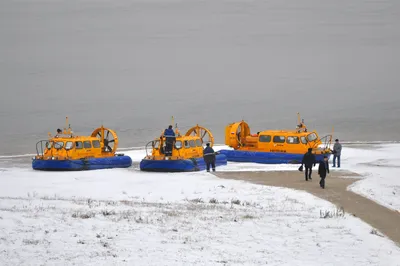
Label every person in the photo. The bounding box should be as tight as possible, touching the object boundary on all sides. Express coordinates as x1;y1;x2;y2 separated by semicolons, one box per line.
55;128;62;138
332;139;342;168
301;148;316;181
203;143;216;172
163;125;175;156
318;155;330;189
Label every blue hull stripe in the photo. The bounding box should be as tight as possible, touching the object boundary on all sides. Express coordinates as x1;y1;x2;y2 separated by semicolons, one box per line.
140;154;227;172
32;156;132;171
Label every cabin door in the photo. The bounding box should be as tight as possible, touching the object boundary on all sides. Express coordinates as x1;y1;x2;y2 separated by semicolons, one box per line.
188;140;199;158
82;141;94;158
74;141;86;159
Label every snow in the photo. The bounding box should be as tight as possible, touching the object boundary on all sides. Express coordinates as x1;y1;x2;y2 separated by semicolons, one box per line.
339;144;400;212
1;170;400;265
217;143;400;212
126;143;400;212
0;144;400;265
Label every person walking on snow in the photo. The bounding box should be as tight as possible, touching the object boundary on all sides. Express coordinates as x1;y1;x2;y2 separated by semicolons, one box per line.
302;148;316;181
318;155;330;189
332;139;342;168
203;143;216;172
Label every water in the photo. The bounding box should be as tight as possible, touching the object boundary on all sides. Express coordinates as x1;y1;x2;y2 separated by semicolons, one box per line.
1;0;400;156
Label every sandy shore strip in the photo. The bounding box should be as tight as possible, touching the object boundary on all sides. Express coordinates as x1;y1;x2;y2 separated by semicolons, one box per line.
214;170;400;245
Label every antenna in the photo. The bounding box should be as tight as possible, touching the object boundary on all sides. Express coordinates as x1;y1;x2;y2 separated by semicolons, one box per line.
63;116;69;134
173;117;180;135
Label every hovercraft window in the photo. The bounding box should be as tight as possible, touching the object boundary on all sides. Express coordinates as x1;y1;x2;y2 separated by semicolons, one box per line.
54;141;64;149
175;141;182;149
307;133;318;142
75;141;83;149
83;141;92;149
46;142;52;149
92;140;101;148
301;136;307;144
184;140;190;148
65;141;73;150
196;139;202;147
286;136;300;144
189;140;196;147
153;140;160;149
259;135;271;142
273;136;285;143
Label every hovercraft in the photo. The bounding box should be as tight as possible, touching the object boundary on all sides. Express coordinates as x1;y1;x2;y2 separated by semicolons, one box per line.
140;121;227;172
218;113;332;164
32;117;132;171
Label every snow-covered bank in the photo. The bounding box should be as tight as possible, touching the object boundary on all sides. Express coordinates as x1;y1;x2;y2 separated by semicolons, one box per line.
1;144;400;265
125;143;400;212
2;143;398;212
339;144;400;212
1;166;400;265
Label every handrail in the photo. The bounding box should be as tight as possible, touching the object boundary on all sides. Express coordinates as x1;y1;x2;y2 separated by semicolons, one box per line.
319;134;333;150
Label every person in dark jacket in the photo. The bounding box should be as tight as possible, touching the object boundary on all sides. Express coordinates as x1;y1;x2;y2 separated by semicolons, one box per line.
163;125;175;156
332;139;342;168
302;148;316;181
318;156;330;189
203;143;216;172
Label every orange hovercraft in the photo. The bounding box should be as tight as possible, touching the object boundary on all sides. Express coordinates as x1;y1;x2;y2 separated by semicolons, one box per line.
32;117;132;171
218;113;332;164
140;119;227;172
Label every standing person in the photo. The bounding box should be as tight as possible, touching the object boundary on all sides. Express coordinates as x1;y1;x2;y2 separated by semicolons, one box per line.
55;129;62;138
302;148;316;181
332;139;342;168
163;125;175;156
203;143;216;172
318;156;330;189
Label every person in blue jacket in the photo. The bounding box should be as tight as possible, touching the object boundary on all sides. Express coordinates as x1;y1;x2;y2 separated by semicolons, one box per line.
203;143;216;172
163;125;175;156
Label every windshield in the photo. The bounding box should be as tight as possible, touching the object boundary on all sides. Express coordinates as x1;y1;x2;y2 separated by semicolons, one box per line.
153;140;160;149
307;133;318;142
65;141;73;150
175;141;182;149
54;141;64;149
46;142;52;149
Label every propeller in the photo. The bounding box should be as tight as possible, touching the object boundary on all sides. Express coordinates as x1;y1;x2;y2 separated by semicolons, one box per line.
91;127;118;153
185;125;214;146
